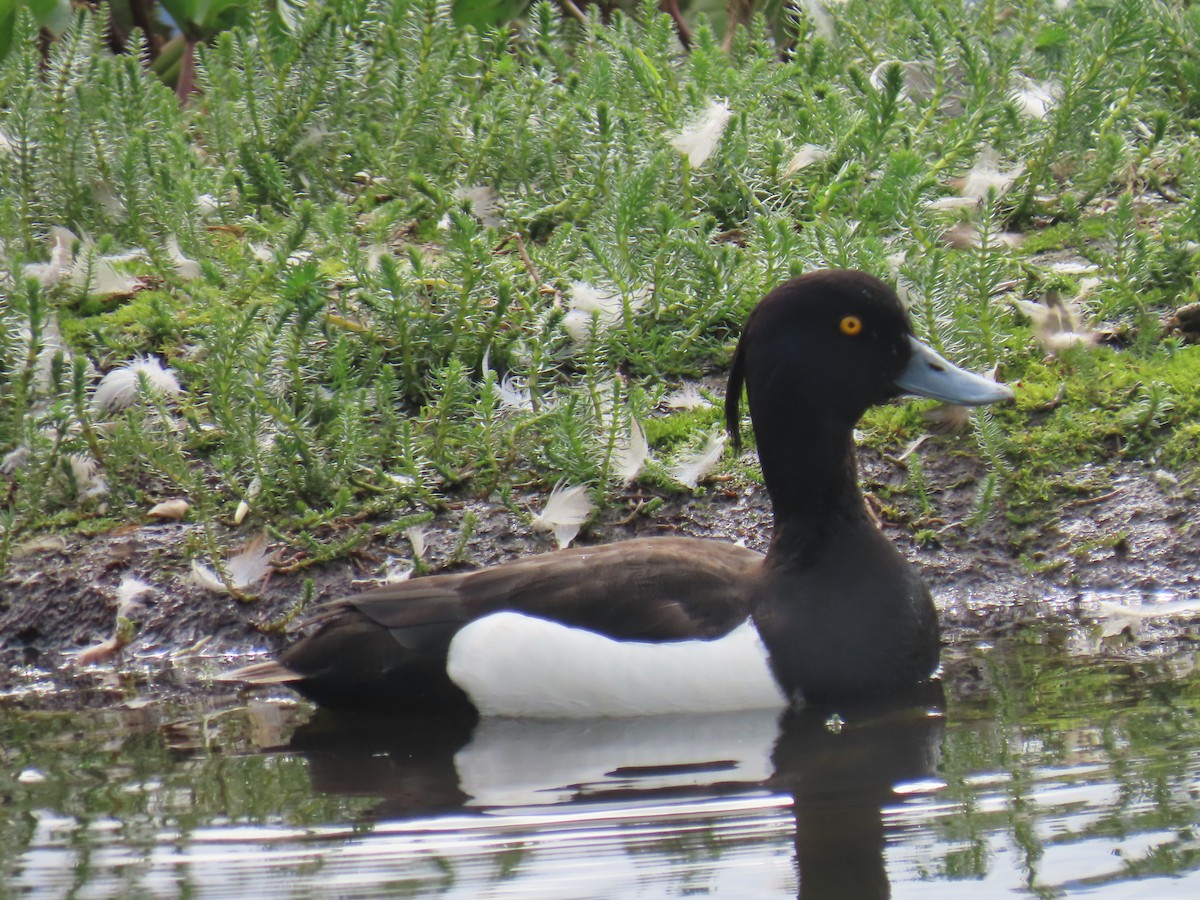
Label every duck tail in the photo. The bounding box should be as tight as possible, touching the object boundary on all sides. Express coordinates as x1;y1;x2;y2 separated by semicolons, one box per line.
217;659;303;685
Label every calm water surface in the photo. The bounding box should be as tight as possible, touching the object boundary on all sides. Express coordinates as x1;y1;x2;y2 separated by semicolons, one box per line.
3;635;1199;898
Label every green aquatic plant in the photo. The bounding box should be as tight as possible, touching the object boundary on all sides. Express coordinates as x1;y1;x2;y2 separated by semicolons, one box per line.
2;0;1199;575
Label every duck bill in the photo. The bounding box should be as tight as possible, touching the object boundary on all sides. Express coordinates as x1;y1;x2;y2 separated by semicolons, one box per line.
895;336;1014;405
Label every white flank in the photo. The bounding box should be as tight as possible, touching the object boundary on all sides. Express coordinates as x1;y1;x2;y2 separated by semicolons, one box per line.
167;236;201;280
455;708;782;806
191;534;273;594
670;99;732;168
530;481;594;549
91;356;183;413
447;612;787;718
612;420;649;485
1097;597;1200;638
670;431;726;488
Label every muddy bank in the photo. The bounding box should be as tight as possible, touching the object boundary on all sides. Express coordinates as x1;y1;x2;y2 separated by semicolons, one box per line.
2;447;1197;700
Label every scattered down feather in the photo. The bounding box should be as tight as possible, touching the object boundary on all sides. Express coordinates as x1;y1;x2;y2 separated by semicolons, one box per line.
562;281;647;343
669;99;732;168
662;384;712;410
167;236;201;280
530;481;595;549
192;534;274;595
611;421;649;485
784;144;831;177
1010;77;1059;119
92;356;183;413
670;432;726;489
1013;294;1096;355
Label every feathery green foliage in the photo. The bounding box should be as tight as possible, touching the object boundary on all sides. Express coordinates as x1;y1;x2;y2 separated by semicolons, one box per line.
2;0;1199;575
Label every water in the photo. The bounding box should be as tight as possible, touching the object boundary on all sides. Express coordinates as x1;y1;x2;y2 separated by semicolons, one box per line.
3;636;1200;898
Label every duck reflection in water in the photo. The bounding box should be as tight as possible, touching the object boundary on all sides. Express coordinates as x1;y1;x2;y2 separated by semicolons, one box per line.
287;682;944;900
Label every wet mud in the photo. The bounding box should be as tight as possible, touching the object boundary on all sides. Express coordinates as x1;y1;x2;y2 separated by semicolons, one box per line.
2;446;1197;704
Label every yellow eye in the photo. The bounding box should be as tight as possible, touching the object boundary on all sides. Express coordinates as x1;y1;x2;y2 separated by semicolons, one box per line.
839;315;863;336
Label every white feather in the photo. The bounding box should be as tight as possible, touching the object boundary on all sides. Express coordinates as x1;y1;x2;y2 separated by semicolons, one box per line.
1;445;30;474
91;356;182;413
116;576;155;618
21;228;75;286
670;432;726;489
191;534;273;594
959;147;1025;202
1010;77;1059;119
196;194;220;217
784;143;831;177
562;281;647;342
924;196;977;211
669;99;732;168
798;0;835;41
454;185;502;228
1013;297;1096;354
662;384;711;410
68;454;108;500
405;525;428;560
530;481;594;549
67;240;142;297
612;420;649;485
382;557;415;584
492;373;533;410
167;236;201;280
148;499;189;520
447;612;787;718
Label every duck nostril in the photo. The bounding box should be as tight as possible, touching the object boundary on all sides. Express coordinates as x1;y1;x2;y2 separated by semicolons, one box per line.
929;362;945;372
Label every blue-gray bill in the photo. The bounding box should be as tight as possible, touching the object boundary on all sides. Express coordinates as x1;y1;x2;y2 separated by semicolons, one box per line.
895;336;1014;405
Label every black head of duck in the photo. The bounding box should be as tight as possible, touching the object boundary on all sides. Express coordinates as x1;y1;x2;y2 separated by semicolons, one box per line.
224;269;1012;715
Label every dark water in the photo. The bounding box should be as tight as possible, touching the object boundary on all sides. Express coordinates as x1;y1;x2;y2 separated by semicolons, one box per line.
3;636;1200;898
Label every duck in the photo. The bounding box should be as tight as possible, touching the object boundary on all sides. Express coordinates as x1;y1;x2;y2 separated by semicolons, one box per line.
224;269;1013;717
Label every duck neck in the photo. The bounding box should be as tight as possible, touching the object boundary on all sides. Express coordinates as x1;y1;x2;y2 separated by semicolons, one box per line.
754;415;869;561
